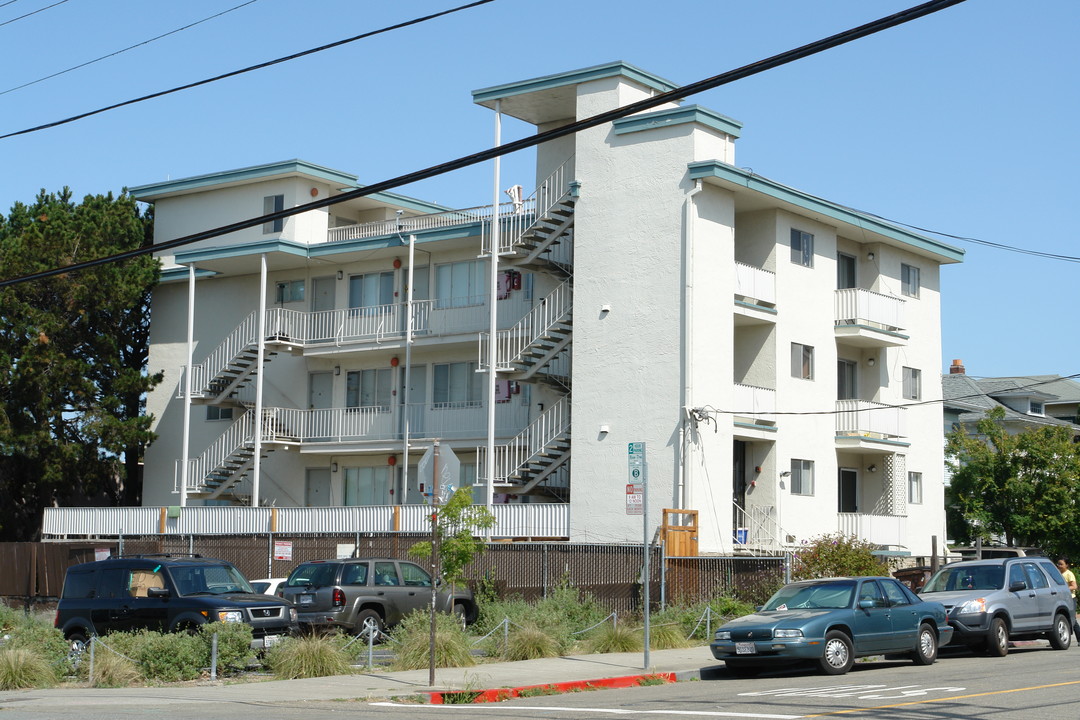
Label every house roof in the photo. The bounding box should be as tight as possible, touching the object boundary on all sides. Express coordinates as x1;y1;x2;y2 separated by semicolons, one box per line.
942;373;1080;430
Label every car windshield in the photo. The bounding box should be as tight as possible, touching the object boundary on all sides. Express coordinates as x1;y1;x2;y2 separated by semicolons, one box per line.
762;581;855;610
170;564;253;595
922;565;1004;593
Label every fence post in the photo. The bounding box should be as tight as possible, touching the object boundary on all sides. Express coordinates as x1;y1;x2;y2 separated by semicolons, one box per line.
706;605;712;640
211;632;219;681
88;636;95;686
659;540;666;611
542;544;548;599
267;533;273;578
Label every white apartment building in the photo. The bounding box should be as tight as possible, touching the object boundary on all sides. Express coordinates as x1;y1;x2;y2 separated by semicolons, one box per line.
127;62;963;557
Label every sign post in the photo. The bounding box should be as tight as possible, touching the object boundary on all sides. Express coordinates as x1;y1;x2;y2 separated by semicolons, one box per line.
628;441;650;669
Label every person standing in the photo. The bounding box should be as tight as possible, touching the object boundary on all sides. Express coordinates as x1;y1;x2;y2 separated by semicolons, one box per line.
1056;557;1079;637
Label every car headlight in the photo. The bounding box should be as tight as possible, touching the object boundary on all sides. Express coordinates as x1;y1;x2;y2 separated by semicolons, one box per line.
956;598;987;614
773;628;804;638
217;611;244;623
715;631;732;641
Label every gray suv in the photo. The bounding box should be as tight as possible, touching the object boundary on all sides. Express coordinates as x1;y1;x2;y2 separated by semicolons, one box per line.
919;557;1075;655
280;558;478;635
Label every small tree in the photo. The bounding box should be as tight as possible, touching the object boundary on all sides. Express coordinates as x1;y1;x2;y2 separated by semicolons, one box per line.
791;533;891;580
409;487;496;587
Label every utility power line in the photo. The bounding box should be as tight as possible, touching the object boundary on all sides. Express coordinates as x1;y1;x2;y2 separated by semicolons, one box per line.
0;0;69;29
0;0;967;289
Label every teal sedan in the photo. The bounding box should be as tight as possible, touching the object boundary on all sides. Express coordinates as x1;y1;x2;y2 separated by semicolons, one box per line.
710;576;953;676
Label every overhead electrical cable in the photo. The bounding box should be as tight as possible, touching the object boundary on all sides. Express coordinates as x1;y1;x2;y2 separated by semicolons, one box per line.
0;0;967;291
0;0;263;97
0;0;69;28
0;0;496;140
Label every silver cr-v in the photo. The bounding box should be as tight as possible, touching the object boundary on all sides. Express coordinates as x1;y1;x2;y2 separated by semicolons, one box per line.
919;557;1075;656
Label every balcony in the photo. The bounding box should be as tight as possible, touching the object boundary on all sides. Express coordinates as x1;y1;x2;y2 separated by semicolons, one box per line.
834;288;907;348
732;384;776;439
326;203;509;244
734;263;776;325
838;512;906;549
835;400;908;451
263;401;530;446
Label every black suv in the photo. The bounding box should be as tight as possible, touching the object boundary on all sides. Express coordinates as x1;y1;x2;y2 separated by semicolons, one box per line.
280;558;478;635
55;554;298;650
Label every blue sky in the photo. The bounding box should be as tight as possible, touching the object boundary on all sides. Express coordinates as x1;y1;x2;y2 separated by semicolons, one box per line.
1;0;1076;379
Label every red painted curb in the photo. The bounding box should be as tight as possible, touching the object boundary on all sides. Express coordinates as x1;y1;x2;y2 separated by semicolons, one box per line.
428;672;677;704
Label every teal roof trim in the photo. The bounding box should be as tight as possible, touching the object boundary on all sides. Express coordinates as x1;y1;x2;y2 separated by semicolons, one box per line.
688;161;965;263
613;105;742;139
356;189;453;214
174;239;309;265
159;266;218;283
472;61;679;104
131;160;357;200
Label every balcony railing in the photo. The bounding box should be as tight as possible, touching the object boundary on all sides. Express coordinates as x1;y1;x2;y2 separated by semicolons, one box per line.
838;512;905;547
835;288;905;332
734;263;776;306
835;400;906;439
326;204;500;243
733;384;775;422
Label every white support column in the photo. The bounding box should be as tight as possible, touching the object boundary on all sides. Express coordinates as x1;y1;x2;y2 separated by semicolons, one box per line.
402;234;416;504
485;100;502;538
252;254;267;507
181;263;195;506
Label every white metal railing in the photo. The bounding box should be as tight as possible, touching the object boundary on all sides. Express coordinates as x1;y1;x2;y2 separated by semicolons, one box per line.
41;503;571;538
835;399;906;439
733;384;775;421
732;503;791;550
484;158;574;256
837;512;905;547
327;204;497;243
734;262;776;306
176;409;257;493
834;288;905;331
480;279;572;371
478;397;570;484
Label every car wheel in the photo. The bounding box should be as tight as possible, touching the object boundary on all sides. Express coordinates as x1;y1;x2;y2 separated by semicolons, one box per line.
355;609;384;641
452;603;468;631
912;623;938;665
1048;613;1072;651
818;630;854;675
986;617;1009;657
725;661;761;677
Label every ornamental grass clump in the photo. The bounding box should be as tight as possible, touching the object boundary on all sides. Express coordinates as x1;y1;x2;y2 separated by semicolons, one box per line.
648;622;690;650
263;634;352;679
84;648;141;688
0;647;56;690
390;610;475;671
583;622;643;654
503;623;561;661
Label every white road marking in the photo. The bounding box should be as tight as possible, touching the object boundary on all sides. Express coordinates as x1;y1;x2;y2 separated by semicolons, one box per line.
739;684;965;700
370;701;802;718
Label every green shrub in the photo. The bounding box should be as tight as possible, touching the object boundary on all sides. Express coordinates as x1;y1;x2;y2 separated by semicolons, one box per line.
583;622;642;654
263;634;352;679
199;622;255;676
1;609;72;675
0;647;56;689
792;533;891;580
0;603;19;633
503;623;561;661
103;629;208;683
390;610;475;670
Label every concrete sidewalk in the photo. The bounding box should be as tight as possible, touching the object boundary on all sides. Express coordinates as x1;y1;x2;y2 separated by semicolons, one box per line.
0;646;721;709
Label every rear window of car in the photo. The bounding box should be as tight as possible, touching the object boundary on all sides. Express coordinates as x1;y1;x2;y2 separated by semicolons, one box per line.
341;563;368;586
1037;560;1068;586
287;563;340;588
62;569;95;599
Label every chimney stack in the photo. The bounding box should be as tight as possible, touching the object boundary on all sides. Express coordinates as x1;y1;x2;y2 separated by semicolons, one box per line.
949;359;966;375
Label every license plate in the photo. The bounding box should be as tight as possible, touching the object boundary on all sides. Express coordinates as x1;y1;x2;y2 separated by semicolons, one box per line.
263;635;280;649
735;642;757;655
299;594;313;606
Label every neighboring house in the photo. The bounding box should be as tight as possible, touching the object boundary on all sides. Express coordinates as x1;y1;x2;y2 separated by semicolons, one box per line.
46;62;965;557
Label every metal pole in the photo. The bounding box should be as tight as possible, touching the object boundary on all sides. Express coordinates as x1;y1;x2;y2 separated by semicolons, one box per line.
485;99;502;539
402;234;416;504
643;454;650;669
429;440;441;687
181;264;195;506
252;254;267;507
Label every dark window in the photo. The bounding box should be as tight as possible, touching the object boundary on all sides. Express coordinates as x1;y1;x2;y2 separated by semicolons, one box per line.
263;194;284;234
62;569;95;599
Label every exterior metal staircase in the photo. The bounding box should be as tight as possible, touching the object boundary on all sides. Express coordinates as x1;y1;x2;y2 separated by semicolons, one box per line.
477;397;571;497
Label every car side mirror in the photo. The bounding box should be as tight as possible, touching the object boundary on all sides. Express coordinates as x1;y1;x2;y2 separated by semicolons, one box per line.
147;587;170;599
858;598;876;610
1009;580;1027;592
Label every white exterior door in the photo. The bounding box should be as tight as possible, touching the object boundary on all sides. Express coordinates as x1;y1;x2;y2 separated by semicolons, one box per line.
305;468;331;506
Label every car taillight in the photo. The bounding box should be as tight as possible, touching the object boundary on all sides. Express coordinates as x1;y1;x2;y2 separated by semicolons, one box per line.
332;588;345;607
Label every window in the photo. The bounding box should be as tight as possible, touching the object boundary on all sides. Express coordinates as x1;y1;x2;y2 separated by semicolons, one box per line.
902;367;921;400
346;368;392;410
901;263;920;298
837;252;856;289
275;279;305;304
400;563;432;587
262;194;284;234
790;229;814;267
908;471;923;504
435;260;485;308
1029;401;1044;416
880;579;912;607
791;459;814;496
791;343;814;380
349;271;394;311
837;359;857;400
206;405;234;421
343;466;392;506
433;361;482;407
